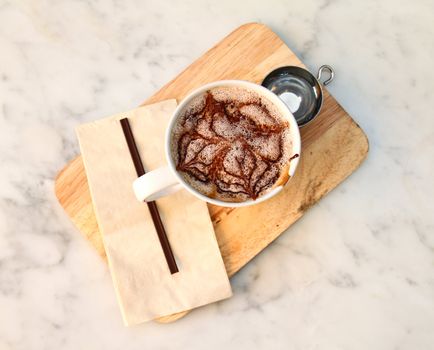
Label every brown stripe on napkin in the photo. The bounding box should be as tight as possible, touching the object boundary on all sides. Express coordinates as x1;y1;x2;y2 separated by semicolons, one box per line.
120;118;179;274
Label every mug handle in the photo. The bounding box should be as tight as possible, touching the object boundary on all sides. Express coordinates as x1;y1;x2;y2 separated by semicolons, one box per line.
133;166;183;202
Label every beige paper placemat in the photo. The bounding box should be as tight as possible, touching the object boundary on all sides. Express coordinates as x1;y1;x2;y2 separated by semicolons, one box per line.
76;100;232;326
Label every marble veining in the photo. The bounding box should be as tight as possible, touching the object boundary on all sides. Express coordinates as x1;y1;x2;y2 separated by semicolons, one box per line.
1;0;434;349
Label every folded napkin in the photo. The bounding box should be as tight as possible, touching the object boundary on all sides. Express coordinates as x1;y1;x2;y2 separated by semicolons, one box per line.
76;100;232;326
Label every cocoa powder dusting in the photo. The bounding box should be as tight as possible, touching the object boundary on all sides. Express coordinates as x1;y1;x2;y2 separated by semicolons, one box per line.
172;87;297;202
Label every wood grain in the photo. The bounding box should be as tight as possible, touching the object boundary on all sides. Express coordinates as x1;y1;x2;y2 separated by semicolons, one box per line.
54;23;369;323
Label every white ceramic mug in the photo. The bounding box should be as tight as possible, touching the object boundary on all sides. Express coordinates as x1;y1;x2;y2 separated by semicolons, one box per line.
133;80;301;208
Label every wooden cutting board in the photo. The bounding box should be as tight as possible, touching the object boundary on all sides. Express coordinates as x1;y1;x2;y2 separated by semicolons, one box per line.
55;23;369;323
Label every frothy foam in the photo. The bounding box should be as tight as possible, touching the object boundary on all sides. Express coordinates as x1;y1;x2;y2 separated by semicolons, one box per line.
171;86;297;202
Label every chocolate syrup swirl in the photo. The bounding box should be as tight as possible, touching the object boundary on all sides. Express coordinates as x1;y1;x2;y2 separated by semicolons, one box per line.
173;87;296;202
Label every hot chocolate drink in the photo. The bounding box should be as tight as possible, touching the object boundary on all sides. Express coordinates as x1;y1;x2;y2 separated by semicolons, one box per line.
170;86;298;202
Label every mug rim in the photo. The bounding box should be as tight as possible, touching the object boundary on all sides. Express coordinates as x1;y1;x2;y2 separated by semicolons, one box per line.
164;79;301;208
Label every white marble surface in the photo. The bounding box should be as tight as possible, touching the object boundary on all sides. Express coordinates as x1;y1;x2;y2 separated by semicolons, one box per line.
1;0;433;349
